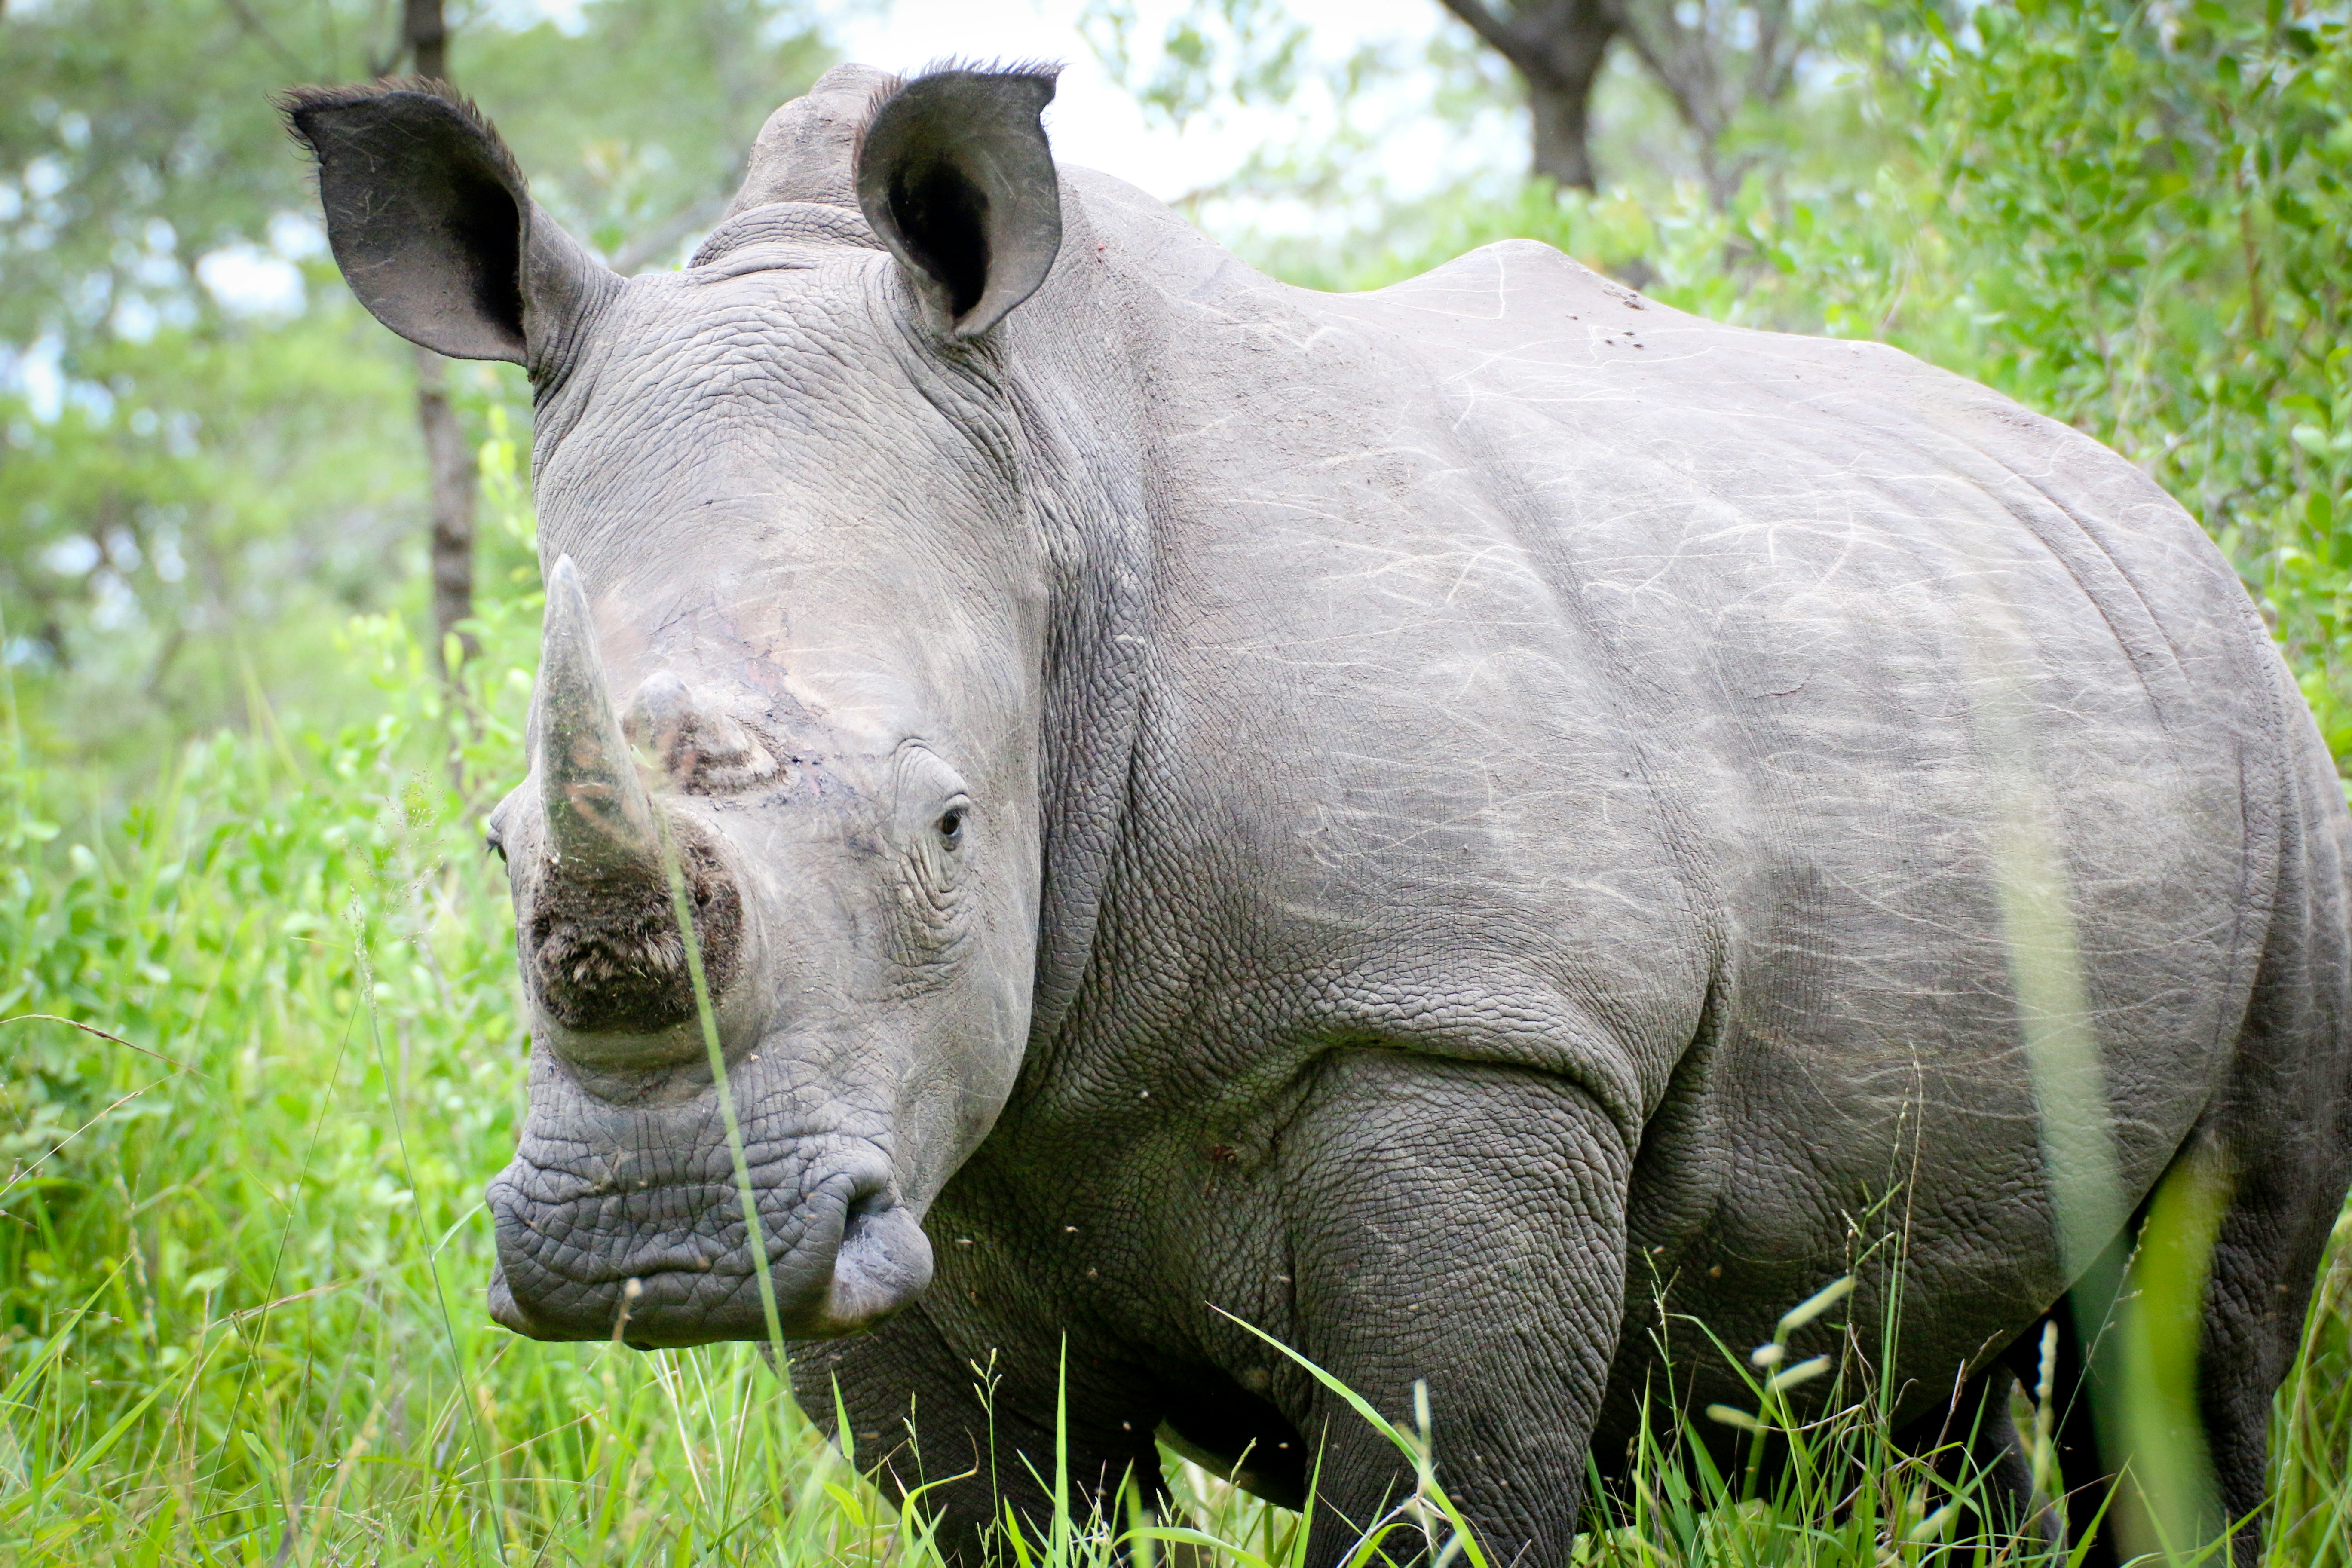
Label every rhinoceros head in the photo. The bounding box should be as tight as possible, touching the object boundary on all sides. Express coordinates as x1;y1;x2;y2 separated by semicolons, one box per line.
282;64;1069;1344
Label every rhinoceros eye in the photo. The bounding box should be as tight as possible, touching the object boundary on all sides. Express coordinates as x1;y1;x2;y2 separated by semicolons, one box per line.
892;744;972;911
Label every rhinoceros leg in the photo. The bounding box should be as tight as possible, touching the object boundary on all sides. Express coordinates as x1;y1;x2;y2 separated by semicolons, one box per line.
1892;1362;2048;1554
2188;791;2352;1568
2193;1155;2337;1568
789;1300;1159;1564
2183;1066;2350;1568
2097;717;2352;1568
2187;664;2352;1568
2002;1292;2121;1568
2015;1139;2334;1568
1270;1050;1631;1567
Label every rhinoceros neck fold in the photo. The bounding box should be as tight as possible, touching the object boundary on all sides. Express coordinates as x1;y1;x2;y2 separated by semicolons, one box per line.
991;181;1165;1056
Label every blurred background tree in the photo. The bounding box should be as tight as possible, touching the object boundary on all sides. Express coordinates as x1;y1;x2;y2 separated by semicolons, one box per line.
1430;0;1840;200
1436;0;1618;190
0;0;827;774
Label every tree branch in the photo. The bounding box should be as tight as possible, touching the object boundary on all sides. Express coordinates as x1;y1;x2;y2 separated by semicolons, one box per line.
1439;0;1537;72
1605;0;1710;135
220;0;310;77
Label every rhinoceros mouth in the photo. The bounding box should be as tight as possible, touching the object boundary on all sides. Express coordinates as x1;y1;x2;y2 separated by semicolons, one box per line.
484;1148;934;1346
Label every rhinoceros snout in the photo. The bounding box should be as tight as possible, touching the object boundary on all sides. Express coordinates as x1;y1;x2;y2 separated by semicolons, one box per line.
485;1145;933;1345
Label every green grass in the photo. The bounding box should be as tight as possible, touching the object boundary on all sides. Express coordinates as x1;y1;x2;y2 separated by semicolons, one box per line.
3;456;2351;1568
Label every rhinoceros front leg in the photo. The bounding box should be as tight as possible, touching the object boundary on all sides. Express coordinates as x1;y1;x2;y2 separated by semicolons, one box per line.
789;1299;1157;1565
1268;1050;1632;1568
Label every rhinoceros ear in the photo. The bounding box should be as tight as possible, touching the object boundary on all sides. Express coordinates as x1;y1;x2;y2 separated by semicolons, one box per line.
855;65;1063;340
278;80;616;369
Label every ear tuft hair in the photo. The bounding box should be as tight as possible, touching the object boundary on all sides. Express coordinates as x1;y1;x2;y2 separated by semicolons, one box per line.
849;58;1064;148
276;78;527;193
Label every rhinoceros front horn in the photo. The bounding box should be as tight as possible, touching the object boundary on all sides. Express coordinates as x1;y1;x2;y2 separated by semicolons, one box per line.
536;556;659;873
523;556;741;1040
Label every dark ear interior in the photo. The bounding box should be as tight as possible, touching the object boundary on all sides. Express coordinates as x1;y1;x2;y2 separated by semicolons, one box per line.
281;82;592;365
854;67;1063;339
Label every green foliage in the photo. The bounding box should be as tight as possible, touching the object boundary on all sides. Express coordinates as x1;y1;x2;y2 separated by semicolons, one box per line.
1080;0;1314;132
0;0;831;346
1;293;426;768
2;1;423;766
0;0;832;780
0;439;536;1557
0;0;361;358
462;0;832;271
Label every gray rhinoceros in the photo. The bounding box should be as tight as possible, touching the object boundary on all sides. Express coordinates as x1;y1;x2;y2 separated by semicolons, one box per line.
283;63;2352;1566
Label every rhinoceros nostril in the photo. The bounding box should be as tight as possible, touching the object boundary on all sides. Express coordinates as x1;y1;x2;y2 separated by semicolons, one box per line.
840;1182;892;1244
815;1178;932;1335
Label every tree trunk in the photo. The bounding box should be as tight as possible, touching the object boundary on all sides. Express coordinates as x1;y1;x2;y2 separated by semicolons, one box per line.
404;0;448;84
1604;0;1804;210
1441;0;1617;191
1525;56;1604;190
397;0;474;675
414;346;478;670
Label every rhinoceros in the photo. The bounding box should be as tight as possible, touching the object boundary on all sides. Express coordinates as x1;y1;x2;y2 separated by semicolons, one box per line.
282;63;2352;1566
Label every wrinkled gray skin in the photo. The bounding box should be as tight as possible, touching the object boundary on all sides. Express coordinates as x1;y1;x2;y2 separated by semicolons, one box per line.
285;64;2352;1566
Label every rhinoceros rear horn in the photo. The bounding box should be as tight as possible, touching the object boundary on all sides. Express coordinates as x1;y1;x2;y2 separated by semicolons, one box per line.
533;557;660;875
855;64;1063;339
278;80;617;371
